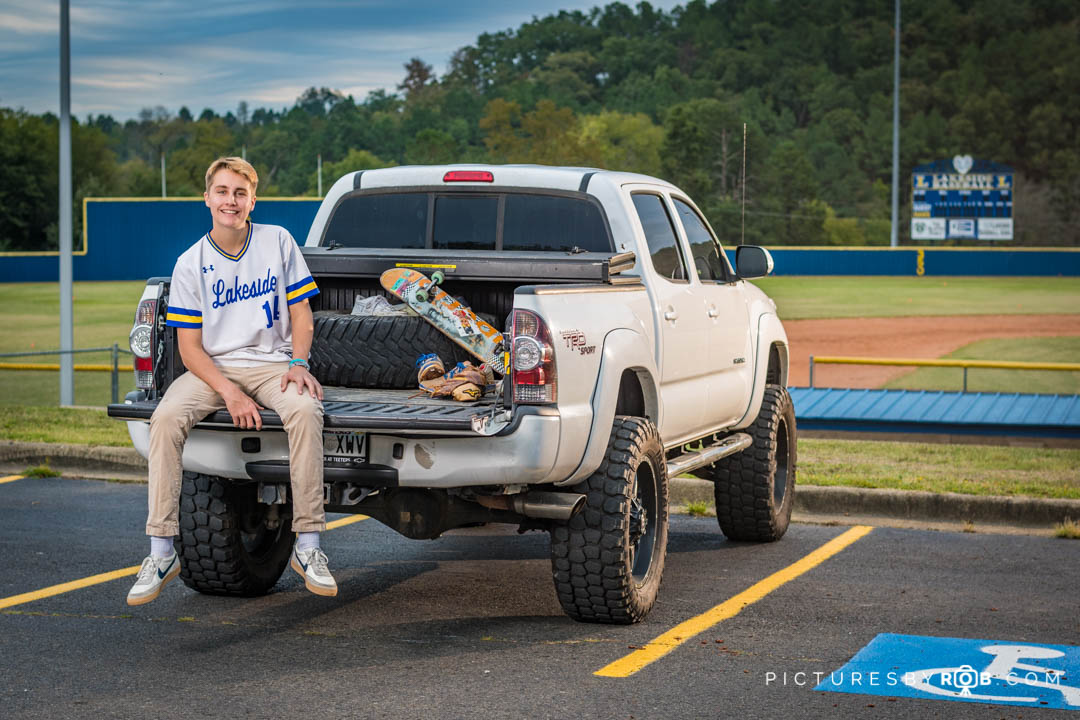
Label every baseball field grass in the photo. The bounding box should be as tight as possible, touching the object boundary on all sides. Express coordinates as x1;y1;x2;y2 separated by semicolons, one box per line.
0;281;144;406
884;337;1080;394
752;276;1080;320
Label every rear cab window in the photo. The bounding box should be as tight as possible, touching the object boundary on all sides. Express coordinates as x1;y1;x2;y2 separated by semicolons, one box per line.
322;191;612;252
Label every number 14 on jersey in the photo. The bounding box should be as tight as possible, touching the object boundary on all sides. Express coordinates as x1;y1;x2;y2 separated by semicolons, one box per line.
261;296;280;329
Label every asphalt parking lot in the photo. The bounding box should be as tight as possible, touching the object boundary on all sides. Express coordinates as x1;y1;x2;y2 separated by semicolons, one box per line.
2;474;1078;719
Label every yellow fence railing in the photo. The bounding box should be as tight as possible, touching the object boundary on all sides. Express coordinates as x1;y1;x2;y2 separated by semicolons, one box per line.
0;345;133;404
808;355;1080;393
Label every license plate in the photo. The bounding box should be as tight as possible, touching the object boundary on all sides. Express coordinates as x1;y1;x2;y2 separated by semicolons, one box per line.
323;431;367;463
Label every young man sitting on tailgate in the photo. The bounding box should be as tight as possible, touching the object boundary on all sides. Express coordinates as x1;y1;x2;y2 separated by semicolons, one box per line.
127;157;335;605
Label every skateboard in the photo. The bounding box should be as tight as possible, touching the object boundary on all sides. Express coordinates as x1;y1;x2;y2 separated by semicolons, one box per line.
380;267;506;373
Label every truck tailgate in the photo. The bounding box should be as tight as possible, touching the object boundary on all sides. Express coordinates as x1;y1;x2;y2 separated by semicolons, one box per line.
107;388;506;435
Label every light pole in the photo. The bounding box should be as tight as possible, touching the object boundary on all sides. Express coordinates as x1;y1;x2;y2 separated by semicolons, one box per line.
59;0;74;405
890;0;901;248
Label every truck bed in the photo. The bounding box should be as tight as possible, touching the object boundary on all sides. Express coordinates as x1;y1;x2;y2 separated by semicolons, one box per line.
107;387;503;434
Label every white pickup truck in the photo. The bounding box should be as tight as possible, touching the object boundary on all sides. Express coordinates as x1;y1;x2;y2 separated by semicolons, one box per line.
109;165;794;624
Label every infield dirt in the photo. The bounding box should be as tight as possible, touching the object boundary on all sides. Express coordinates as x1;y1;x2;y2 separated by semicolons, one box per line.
786;313;1080;388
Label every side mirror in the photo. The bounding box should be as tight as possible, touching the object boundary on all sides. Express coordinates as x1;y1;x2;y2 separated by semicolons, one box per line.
735;245;774;279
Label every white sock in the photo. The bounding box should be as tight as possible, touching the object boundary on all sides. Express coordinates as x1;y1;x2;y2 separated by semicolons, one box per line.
296;532;320;551
150;536;174;559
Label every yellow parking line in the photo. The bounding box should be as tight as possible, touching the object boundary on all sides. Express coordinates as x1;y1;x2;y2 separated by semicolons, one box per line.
0;514;369;611
0;475;24;484
594;525;874;678
0;565;142;610
327;514;368;530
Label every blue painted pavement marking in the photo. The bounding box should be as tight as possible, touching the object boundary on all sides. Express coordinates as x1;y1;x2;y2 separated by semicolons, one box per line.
816;633;1080;710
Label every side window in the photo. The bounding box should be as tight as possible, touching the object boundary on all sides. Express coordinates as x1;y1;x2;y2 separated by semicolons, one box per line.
673;199;730;282
631;193;688;282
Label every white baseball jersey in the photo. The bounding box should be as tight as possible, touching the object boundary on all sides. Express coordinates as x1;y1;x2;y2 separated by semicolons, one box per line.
165;222;319;367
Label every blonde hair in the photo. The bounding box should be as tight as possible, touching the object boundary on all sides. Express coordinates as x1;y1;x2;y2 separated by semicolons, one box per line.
204;157;258;193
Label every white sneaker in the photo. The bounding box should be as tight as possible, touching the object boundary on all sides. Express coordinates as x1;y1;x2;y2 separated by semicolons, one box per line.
290;546;338;597
127;552;180;606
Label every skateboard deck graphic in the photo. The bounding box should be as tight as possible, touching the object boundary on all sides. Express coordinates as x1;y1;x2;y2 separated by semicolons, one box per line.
380;267;506;372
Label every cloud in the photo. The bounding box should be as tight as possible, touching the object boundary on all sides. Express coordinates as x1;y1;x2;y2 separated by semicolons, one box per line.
1;0;685;118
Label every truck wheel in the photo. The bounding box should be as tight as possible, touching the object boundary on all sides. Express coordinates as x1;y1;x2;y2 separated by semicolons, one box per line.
709;385;796;542
176;473;294;596
310;311;474;389
550;416;669;624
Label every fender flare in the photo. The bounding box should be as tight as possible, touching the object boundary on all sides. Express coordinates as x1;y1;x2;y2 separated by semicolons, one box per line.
557;328;659;485
732;312;789;429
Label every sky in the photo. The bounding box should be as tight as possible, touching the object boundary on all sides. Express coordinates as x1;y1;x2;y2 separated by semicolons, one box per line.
1;0;685;121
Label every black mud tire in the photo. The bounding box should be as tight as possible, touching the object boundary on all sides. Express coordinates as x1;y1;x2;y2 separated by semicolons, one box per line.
550;416;669;624
176;473;294;596
709;385;796;542
310;311;474;389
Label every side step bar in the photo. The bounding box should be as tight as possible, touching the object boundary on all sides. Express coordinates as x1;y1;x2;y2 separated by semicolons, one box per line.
666;432;753;478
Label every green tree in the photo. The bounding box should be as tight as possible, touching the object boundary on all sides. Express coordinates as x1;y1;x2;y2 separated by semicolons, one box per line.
577;111;663;176
405;129;458;165
661;97;745;202
309;149;396;194
760;141;825;246
166;118;235;195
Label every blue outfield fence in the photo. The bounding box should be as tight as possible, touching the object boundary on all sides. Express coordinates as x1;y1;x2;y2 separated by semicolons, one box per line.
2;198;1080;282
745;247;1080;277
0;198;321;283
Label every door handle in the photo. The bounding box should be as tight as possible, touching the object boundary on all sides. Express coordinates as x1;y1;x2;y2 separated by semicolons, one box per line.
707;306;719;318
664;308;678;321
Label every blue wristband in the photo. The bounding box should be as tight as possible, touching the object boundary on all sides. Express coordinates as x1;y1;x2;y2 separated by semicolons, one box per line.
289;358;310;369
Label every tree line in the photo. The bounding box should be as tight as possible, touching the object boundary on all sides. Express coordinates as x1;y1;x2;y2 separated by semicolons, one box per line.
2;0;1076;252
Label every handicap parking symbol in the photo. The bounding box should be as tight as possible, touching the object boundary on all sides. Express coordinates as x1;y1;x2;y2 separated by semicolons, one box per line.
816;633;1080;710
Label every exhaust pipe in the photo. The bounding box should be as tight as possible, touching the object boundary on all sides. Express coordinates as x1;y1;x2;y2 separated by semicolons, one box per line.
477;491;586;521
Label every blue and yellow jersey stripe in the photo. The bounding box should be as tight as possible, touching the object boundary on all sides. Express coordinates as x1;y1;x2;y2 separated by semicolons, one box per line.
165;306;203;329
206;222;252;262
285;276;319;305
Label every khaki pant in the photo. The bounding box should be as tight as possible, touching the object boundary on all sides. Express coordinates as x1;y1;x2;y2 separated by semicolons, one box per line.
146;363;325;536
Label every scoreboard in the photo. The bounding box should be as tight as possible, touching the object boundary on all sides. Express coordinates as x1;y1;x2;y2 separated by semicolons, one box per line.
911;156;1014;241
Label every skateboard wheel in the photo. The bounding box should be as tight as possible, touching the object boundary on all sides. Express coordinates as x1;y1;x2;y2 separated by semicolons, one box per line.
415;289;429;303
431;270;445;285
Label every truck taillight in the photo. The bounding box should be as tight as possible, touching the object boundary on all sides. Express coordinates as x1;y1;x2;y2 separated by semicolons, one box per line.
130;298;156;390
511;309;556;404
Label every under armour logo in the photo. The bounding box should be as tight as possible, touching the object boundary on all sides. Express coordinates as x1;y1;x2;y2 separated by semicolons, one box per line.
202;265;214;274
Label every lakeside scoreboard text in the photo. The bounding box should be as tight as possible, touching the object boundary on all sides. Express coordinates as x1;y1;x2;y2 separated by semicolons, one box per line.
911;157;1013;241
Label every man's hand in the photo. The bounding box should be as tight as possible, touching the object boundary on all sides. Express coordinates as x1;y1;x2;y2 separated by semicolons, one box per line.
222;385;264;430
282;365;324;400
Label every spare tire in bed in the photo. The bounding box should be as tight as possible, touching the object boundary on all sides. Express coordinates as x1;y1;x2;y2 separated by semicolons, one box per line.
310;311;475;389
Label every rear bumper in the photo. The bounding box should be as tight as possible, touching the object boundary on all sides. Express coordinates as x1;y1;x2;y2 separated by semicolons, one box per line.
122;407;562;489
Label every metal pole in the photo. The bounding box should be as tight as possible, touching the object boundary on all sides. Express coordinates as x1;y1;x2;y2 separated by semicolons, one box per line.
111;343;119;404
963;367;968;393
889;0;901;248
58;0;74;406
809;356;815;388
317;153;323;197
161;152;166;198
740;123;747;246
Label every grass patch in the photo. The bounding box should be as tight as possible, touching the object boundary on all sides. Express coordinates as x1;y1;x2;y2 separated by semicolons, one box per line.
799;437;1080;499
751;276;1080;320
22;463;60;478
0;405;132;446
884;337;1080;394
1055;518;1080;539
685;500;712;517
0;281;143;407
